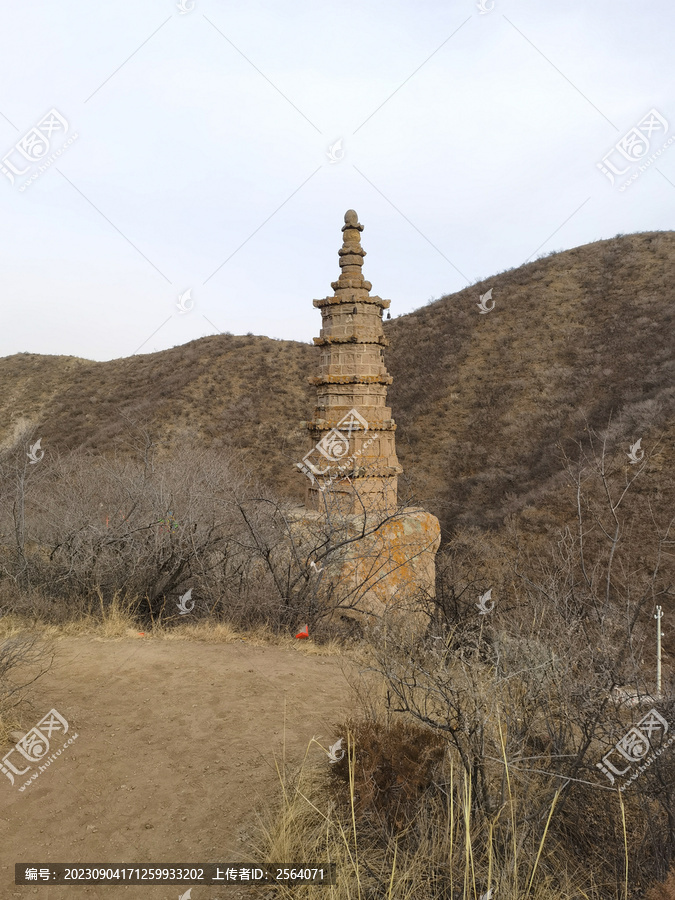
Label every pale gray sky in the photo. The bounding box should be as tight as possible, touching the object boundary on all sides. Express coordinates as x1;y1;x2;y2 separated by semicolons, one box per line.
1;0;673;361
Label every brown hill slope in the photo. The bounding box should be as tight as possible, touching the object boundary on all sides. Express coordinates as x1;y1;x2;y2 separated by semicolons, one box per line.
1;231;673;542
386;230;675;535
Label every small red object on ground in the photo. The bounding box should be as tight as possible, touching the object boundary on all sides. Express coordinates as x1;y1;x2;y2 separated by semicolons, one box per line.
295;625;309;639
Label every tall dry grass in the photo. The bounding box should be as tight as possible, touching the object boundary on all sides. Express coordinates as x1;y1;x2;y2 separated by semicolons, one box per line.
256;715;598;900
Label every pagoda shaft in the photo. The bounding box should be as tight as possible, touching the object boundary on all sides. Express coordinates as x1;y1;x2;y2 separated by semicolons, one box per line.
304;210;402;513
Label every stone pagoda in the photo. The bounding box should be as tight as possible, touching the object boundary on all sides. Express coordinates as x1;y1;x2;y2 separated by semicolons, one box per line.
292;209;441;631
300;209;402;514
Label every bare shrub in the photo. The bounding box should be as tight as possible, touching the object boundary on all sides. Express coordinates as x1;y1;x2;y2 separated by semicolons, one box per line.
0;421;435;637
0;423;275;625
0;632;55;748
0;633;53;713
356;423;675;894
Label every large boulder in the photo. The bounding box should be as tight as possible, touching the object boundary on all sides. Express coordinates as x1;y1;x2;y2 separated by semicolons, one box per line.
288;505;441;633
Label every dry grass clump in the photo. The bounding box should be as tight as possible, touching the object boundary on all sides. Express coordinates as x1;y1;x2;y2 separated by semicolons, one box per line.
0;607;345;658
328;717;446;836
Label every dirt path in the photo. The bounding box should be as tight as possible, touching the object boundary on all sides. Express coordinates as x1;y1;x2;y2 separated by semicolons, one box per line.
0;635;365;898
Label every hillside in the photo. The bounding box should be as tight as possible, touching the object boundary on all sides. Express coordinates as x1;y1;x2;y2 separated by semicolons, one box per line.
1;230;673;545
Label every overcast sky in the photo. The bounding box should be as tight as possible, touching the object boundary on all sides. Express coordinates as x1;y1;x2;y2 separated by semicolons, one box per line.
1;0;673;362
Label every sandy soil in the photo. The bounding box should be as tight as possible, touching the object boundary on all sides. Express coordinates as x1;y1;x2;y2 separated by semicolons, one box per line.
0;635;364;898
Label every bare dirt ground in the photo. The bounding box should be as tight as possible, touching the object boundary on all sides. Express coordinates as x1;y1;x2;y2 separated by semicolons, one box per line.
0;634;365;898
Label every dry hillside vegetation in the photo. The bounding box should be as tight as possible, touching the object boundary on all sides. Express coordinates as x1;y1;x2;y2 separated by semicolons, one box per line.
1;231;672;543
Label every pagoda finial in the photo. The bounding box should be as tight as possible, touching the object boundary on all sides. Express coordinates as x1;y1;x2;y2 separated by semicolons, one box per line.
331;209;372;294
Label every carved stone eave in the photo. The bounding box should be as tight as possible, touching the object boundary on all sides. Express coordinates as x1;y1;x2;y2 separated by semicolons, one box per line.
314;295;391;309
313;334;390;347
305;463;404;478
306;418;397;432
308;374;393;386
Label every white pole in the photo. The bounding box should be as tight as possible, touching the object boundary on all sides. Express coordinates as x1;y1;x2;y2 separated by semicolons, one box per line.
655;605;663;698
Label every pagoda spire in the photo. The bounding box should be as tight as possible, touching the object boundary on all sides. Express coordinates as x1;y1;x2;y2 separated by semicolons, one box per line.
332;208;371;295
